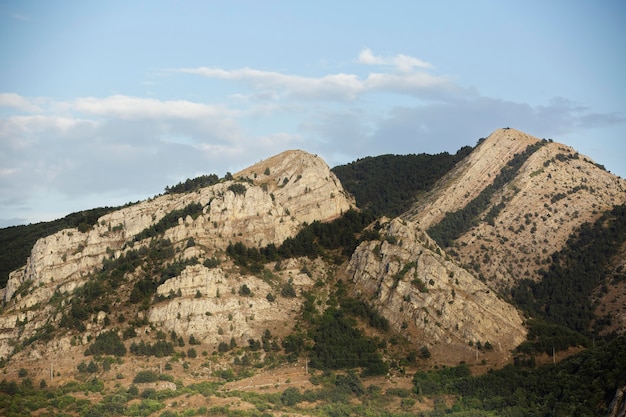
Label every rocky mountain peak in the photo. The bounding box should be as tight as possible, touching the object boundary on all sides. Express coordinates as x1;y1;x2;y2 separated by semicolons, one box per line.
406;128;539;229
406;128;626;291
0;149;354;358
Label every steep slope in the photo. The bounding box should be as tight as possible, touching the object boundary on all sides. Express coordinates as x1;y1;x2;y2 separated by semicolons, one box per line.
0;150;354;359
347;217;527;365
406;128;626;290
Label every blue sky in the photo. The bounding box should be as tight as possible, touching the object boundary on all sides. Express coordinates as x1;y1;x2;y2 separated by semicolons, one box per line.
1;0;625;227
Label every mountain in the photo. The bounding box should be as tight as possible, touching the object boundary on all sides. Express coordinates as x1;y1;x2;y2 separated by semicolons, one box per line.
0;131;624;416
406;128;626;290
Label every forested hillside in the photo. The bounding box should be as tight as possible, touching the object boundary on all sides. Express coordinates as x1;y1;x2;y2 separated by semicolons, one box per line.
512;203;626;337
332;146;473;217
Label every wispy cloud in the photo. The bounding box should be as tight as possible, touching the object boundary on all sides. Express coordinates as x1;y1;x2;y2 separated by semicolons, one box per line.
176;67;364;101
71;95;235;120
176;49;454;102
358;48;432;71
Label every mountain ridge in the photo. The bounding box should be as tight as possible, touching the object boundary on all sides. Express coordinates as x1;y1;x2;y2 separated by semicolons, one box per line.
0;129;624;416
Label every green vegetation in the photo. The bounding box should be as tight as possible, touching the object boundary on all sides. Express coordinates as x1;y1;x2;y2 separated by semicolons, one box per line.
132;370;159;383
3;141;626;416
84;330;127;356
129;340;175;357
412;334;626;416
428;140;546;247
60;238;187;332
515;319;589;357
164;173;219;194
332;146;473;217
4;335;621;416
512;204;626;336
309;308;388;376
227;183;247;195
226;208;377;273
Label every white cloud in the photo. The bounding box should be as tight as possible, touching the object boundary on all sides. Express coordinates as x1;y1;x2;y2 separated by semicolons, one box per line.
0;93;42;113
71;95;234;120
176;59;454;102
358;48;432;71
177;67;363;101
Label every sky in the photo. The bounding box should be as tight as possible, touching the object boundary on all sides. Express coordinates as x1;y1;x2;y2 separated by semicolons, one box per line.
1;0;625;227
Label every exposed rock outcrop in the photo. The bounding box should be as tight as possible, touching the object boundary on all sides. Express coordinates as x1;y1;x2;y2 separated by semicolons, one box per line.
406;128;626;289
0;150;354;358
347;218;527;358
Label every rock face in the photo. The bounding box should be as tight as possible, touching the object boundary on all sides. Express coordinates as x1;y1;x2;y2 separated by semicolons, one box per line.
0;150;354;358
0;135;621;372
406;128;539;230
347;218;527;360
406;128;626;289
147;259;323;346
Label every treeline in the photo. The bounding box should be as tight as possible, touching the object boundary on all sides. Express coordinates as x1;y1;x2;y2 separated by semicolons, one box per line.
164;174;219;194
332;147;473;218
412;334;626;416
428;140;546;247
226;209;377;272
512;204;626;336
0;206;120;288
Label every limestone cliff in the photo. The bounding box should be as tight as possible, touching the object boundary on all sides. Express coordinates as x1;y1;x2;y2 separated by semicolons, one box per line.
347;217;527;363
406;128;626;289
0;150;354;358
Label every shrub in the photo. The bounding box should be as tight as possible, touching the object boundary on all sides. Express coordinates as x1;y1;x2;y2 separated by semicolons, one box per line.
133;370;159;383
238;284;252;296
228;183;247;195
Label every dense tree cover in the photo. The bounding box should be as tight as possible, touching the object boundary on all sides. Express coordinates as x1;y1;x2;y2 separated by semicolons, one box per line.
283;282;390;376
340;297;390;331
515;319;589;356
84;330;127;357
512;204;626;336
309;308;388;376
163;173;219;194
226;209;377;272
428;140;546;247
332;147;473;217
129;340;175;357
0;206;121;288
413;334;626;416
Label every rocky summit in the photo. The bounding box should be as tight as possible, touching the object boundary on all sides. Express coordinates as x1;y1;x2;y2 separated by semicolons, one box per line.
1;131;625;416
